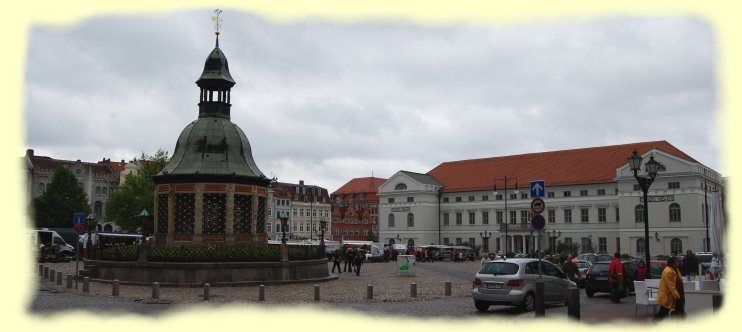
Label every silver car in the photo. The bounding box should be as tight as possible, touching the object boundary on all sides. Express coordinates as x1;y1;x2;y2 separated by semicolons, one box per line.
471;258;577;312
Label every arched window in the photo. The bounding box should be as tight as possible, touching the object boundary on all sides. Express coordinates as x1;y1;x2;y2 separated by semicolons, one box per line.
38;183;45;193
94;201;103;216
95;186;101;196
407;213;414;227
636;238;646;254
395;183;407;190
102;187;107;196
671;238;683;253
388;214;395;227
634;205;645;223
669;203;681;222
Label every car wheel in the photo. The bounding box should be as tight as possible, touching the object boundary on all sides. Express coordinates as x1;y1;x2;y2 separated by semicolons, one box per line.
520;292;535;311
474;300;490;312
586;289;595;297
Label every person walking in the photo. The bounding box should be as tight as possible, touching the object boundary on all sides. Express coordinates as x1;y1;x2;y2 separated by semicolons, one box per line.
344;248;354;273
353;251;364;276
682;250;699;278
561;255;581;285
608;252;624;303
654;256;685;321
331;251;342;273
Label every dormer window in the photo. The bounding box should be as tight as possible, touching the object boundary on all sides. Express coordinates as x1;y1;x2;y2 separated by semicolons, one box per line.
395;183;407;190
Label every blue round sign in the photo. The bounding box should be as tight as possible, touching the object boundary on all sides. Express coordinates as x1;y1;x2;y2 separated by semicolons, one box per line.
531;214;545;230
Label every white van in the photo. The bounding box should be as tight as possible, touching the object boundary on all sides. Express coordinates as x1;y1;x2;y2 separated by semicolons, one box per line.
30;229;75;257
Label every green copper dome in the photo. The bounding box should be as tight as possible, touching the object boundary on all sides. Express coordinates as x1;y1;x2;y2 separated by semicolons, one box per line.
153;36;268;186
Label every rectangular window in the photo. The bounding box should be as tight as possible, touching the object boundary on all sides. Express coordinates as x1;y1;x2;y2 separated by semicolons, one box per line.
481;195;489;201
597;189;606;196
469;212;475;225
407;197;414;202
520;193;528;199
443;213;450;226
469;237;476;247
300;209;304;217
496;211;503;224
547;192;555;198
564;209;572;223
582;237;592;252
548;209;555;223
599;237;607;253
455;197;462;202
581;208;589;223
388;198;395;203
598;208;607;222
633;184;641;191
580;190;588;196
496;194;503;200
468;196;475;201
293;209;297;216
456;213;462;225
509;211;516;224
616;237;621;253
564;237;572;245
482;211;489;225
443;197;449;203
456;238;462;246
668;182;680;189
563;191;571;197
510;193;517;200
615;207;620;222
443;238;450;245
520;210;528;223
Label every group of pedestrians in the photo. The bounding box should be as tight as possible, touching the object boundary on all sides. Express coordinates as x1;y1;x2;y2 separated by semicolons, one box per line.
330;248;365;276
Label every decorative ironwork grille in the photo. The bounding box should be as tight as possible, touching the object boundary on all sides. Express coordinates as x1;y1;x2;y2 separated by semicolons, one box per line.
156;194;168;245
233;194;252;234
257;196;266;233
174;193;195;236
203;193;226;236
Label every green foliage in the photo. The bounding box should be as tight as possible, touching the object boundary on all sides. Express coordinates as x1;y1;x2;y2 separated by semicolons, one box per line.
105;172;154;232
147;245;282;262
556;242;581;256
33;167;90;228
140;149;169;177
365;231;378;242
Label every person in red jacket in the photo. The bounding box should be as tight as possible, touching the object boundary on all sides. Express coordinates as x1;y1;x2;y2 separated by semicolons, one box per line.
608;252;624;303
635;260;648;281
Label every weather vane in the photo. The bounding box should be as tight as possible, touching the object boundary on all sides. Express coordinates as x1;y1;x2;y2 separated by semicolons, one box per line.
211;9;223;35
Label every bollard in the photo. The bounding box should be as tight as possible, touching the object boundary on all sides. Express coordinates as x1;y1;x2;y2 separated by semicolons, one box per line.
112;279;120;296
66;274;73;288
314;285;320;301
43;267;49;279
56;271;63;286
367;285;373;300
567;287;580;320
713;294;723;312
410;283;417;298
259;285;265;301
83;277;90;293
534;281;545;317
38;264;43;277
152;282;160;299
204;284;210;301
49;269;56;282
445;281;452;296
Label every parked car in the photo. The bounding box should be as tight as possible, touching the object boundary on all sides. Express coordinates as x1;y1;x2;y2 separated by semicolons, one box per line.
576;253;613;264
573;259;592;287
584;260;637;297
471;258;577;312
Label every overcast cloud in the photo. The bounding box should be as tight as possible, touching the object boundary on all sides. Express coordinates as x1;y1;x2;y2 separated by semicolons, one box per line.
24;10;718;191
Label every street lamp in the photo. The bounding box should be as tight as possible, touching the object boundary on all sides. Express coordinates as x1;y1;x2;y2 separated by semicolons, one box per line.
138;209;151;238
493;176;518;255
319;216;327;255
547;229;561;254
278;211;289;244
628;149;659;278
480;230;492;253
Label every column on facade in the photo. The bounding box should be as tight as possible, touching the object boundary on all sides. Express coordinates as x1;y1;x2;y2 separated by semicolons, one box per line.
225;184;235;241
193;184;204;242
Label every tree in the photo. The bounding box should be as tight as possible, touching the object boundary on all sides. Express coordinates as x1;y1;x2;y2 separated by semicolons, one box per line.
104;149;169;232
105;172;154;232
365;231;378;242
33;167;91;228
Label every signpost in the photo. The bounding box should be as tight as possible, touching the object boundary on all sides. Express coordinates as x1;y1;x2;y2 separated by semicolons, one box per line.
530;180;546;198
72;212;84;289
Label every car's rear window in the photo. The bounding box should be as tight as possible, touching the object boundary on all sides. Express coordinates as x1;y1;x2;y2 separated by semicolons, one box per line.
590;263;609;273
576;262;589;268
480;262;519;275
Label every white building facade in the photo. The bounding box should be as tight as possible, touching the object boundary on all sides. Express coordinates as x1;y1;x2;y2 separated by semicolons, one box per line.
378;141;724;258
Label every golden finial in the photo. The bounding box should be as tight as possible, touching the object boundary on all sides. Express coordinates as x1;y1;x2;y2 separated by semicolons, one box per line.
211;9;223;36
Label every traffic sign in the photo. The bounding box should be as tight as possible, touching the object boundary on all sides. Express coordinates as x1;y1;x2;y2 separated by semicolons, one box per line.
530;180;546;198
74;223;85;235
531;198;545;214
531;214;546;230
73;212;85;225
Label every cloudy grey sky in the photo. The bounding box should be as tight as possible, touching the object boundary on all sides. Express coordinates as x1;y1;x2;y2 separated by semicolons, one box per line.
24;10;718;192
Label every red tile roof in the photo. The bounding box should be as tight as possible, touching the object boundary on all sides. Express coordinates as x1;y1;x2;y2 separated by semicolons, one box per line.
332;177;387;199
427;141;697;193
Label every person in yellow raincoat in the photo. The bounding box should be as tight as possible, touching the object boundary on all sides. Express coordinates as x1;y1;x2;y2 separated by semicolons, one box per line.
654;256;685;320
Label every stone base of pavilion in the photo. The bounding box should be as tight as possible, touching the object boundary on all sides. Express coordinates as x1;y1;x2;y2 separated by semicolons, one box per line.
81;258;335;286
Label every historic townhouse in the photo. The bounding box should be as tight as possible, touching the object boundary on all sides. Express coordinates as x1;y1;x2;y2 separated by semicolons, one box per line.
267;180;330;241
378;141;724;257
331;177;386;241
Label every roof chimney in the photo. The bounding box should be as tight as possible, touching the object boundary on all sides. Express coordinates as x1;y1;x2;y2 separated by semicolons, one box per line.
300;180;304;186
26;149;34;157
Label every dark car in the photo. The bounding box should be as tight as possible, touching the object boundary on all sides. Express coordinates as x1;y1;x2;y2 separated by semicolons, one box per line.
576;253;614;264
584;260;637;297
